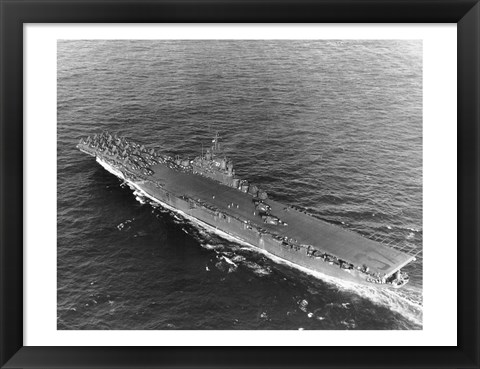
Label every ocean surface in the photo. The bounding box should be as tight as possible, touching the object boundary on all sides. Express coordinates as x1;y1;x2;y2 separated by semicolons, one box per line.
57;40;422;330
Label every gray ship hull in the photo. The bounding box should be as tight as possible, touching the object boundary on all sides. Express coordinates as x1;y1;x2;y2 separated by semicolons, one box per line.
96;157;370;286
78;140;414;289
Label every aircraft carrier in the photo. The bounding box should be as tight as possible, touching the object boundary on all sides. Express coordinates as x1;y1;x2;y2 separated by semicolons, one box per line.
77;131;416;288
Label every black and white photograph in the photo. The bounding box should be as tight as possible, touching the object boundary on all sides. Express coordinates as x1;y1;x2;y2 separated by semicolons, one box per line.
57;39;423;330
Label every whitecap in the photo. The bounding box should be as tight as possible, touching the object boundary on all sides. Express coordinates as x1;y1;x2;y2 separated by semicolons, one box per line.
299;299;308;312
341;319;356;329
243;261;271;277
231;255;246;263
201;243;218;250
222;256;237;267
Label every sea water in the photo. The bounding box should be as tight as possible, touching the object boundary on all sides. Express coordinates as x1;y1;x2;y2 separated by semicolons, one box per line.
57;40;422;330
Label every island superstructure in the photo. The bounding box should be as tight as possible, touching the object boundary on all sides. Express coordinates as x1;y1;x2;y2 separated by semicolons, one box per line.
77;131;416;288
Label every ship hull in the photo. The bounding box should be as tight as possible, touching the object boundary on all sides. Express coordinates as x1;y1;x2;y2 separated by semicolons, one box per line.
95;156;397;288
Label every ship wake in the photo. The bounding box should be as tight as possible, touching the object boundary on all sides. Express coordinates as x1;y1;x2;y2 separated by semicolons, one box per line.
99;157;423;327
336;282;423;328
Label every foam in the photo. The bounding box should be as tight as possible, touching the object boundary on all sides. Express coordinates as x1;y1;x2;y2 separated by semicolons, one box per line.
97;157;423;326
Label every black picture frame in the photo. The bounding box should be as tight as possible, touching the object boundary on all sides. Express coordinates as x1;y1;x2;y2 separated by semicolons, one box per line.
1;1;478;368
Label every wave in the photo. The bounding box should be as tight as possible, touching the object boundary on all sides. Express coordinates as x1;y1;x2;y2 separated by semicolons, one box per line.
331;281;423;327
98;157;423;327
